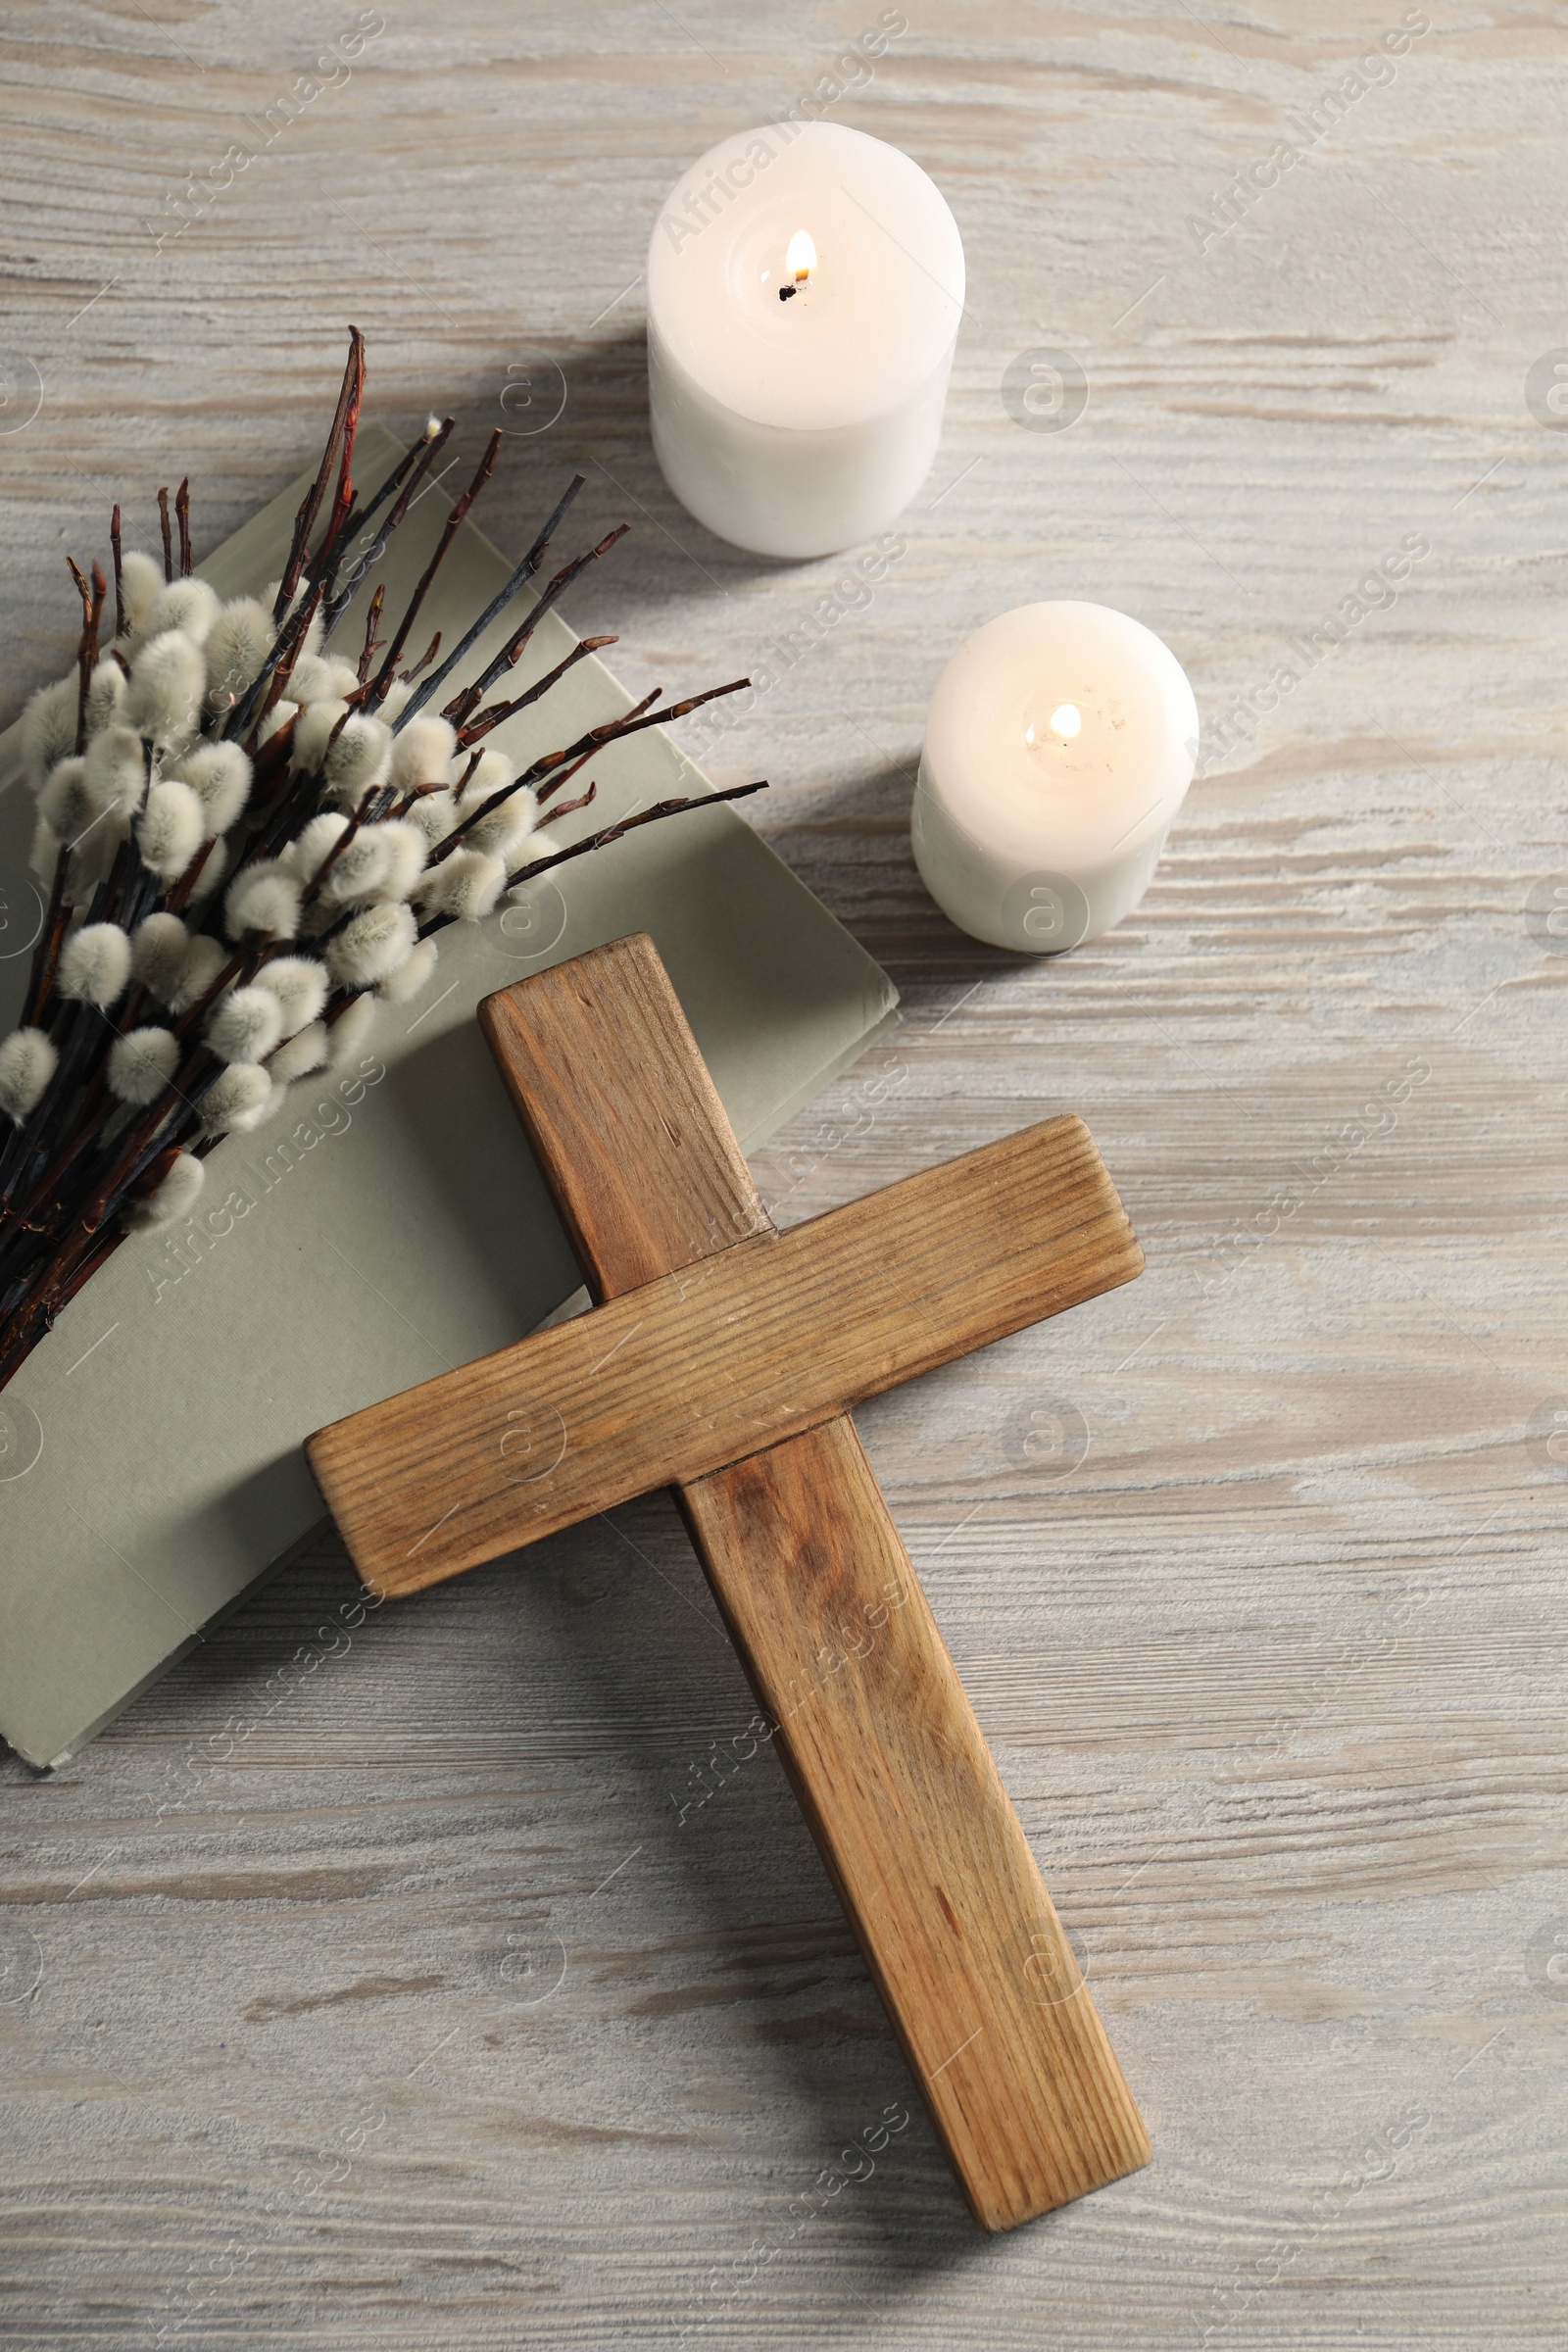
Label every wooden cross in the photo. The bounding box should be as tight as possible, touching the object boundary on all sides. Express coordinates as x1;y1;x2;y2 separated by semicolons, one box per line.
308;933;1151;2230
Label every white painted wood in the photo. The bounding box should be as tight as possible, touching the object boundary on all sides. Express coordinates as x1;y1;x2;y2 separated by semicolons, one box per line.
1;3;1565;2344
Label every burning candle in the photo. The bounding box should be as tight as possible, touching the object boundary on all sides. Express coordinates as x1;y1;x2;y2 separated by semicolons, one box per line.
912;602;1200;954
647;121;964;559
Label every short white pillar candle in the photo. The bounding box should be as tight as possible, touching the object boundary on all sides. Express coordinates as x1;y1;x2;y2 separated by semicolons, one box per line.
911;601;1199;954
646;121;964;560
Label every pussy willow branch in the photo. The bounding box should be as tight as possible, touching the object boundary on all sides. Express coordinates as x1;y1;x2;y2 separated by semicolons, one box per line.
0;329;772;1391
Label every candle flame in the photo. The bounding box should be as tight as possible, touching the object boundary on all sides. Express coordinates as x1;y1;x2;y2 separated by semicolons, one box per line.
1049;703;1082;740
785;229;816;282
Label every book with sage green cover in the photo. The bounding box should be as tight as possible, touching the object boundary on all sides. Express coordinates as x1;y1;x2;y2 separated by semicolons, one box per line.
0;426;898;1770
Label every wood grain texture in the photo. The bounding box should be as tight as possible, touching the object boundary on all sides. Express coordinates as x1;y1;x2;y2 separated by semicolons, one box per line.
465;933;1146;2228
307;1093;1140;1594
681;1419;1150;2230
479;933;773;1297
3;3;1567;2346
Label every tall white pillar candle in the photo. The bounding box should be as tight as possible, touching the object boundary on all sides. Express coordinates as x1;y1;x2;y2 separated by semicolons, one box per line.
647;122;963;559
912;602;1199;954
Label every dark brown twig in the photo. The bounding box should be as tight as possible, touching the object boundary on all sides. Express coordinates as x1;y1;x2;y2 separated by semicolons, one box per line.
429;678;748;867
275;325;366;618
436;779;767;913
441;525;629;734
537;780;596;826
67;557;104;754
175;477;192;577
249;577;325;740
312;342;365;591
166;834;219;915
66;557;91;684
532;677;748;802
322;441;425;599
504;695;655;837
394;470;587;730
19;855;71;1031
454;635;615;749
358;583;385;684
157;486;172;581
300;779;395;908
110;504;124;637
534;687;661;803
320;421;454;640
400;631;441;684
367;428;502;706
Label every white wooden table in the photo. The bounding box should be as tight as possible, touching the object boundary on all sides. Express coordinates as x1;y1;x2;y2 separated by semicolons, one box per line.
2;5;1565;2345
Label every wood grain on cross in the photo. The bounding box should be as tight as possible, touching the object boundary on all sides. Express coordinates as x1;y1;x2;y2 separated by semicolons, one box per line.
308;933;1151;2230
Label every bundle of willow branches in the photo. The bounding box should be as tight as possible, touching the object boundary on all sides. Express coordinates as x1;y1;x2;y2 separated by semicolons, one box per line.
0;328;760;1393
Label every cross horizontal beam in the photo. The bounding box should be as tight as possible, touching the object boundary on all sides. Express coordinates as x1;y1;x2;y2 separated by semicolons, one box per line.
308;1110;1142;1596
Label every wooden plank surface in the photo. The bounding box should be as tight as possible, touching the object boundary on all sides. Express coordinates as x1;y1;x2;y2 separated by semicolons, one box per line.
460;935;1148;2229
307;1101;1141;1594
2;4;1567;2348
